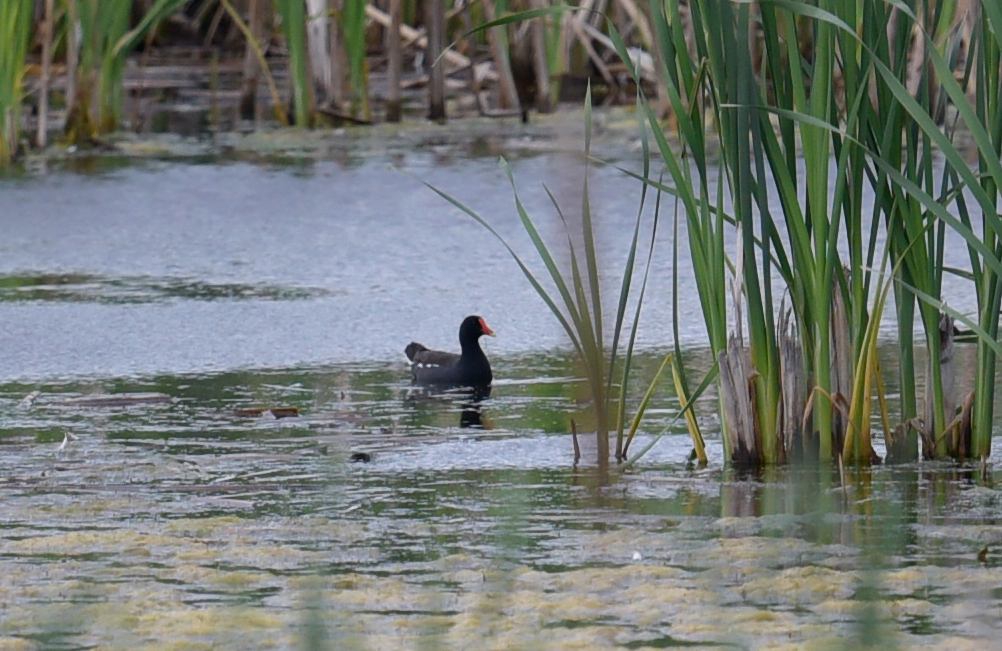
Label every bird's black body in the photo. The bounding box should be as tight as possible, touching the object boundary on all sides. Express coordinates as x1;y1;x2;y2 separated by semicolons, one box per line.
405;315;494;389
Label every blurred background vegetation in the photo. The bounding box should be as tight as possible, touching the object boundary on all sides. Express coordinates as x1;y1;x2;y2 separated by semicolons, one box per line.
1;0;667;162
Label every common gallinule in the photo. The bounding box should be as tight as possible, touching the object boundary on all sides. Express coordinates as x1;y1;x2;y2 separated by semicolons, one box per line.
405;315;495;388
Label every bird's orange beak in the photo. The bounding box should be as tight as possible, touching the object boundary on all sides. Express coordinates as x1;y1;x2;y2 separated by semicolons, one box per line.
480;318;496;337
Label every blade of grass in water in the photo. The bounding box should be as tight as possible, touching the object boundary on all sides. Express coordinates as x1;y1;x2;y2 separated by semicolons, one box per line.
276;0;313;126
0;0;32;163
343;0;370;119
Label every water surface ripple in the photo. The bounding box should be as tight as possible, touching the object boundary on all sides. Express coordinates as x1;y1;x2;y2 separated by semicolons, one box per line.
1;151;1000;650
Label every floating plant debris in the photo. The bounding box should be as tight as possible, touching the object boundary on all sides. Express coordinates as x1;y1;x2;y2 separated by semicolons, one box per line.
233;407;300;419
64;392;173;407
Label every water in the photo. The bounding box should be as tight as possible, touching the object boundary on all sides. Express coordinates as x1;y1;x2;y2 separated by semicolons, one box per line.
4;137;704;378
2;133;1001;650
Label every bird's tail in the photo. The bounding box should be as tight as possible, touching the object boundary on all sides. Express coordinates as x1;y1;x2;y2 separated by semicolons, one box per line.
405;342;427;362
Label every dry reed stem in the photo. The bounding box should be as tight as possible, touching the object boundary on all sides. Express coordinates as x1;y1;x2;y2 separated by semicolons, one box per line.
386;0;403;121
219;0;288;124
570;18;619;89
829;280;853;454
366;5;478;72
481;0;520;110
778;304;805;462
427;0;447;119
529;0;552;114
613;0;653;50
571;418;581;464
36;0;54;148
718;335;758;466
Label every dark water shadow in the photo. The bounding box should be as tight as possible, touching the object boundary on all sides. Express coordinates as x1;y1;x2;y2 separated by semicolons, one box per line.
403;382;492;429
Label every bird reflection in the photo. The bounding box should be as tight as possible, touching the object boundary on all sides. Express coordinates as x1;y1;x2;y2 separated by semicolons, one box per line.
403;383;491;429
460;402;484;428
456;385;489;428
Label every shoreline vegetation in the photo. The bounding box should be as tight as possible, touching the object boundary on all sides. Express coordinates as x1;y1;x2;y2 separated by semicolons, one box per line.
6;0;1002;473
3;0;662;159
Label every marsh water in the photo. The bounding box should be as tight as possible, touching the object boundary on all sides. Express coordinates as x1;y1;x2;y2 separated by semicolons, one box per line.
3;120;1002;650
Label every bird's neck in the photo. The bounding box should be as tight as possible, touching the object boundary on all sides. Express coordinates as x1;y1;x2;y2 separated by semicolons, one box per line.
460;337;484;360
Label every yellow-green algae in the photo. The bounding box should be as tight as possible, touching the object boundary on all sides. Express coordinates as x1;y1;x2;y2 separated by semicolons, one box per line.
4;493;1002;650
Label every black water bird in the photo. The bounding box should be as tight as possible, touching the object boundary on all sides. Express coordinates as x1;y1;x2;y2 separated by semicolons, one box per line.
405;315;495;389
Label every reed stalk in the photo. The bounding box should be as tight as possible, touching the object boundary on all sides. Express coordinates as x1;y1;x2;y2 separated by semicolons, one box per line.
529;0;553;114
97;0;131;132
62;0;187;140
626;0;986;467
0;0;33;163
800;0;1002;460
276;0;314;126
386;0;403;122
638;0;802;466
968;1;1002;459
427;0;447;120
37;0;56;149
846;0;961;460
342;0;371;119
64;0;129;136
222;0;289;124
